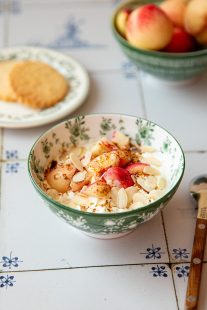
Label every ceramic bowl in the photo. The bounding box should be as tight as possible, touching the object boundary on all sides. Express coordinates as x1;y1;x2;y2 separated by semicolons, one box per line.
28;114;185;239
112;0;207;81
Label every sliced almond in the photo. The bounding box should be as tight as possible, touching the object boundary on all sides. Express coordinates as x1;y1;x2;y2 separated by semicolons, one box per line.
133;191;149;204
137;177;153;192
111;187;119;205
130;201;144;209
117;188;128;209
81;151;92;167
141;146;156;153
125;186;138;203
70;146;84;157
143;166;160;176
112;131;129;148
70;152;83;171
72;171;87;183
149;189;163;201
47;188;59;199
142;156;161;167
157;177;167;190
73;194;89;206
145;176;157;190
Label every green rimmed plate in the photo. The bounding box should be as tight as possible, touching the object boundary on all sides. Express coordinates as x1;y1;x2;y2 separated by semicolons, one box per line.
0;46;90;128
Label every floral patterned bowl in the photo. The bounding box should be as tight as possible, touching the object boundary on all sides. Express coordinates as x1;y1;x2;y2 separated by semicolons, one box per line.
28;114;185;239
112;0;207;81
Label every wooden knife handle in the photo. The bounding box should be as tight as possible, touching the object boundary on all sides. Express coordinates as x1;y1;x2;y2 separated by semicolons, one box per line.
185;217;207;309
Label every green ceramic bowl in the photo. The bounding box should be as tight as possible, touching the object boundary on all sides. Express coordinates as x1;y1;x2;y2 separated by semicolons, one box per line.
112;0;207;81
28;114;185;239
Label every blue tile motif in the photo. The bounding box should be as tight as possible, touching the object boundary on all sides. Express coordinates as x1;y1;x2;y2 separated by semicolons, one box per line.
111;0;123;6
1;252;23;269
121;61;137;79
5;150;19;160
172;248;189;260
0;275;15;288
150;265;168;277
175;265;189;281
141;244;165;259
32;17;106;50
5;162;20;174
10;0;21;14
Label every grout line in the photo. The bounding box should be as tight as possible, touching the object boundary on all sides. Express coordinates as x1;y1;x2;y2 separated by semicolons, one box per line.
0;261;186;274
0;130;3;214
161;210;180;310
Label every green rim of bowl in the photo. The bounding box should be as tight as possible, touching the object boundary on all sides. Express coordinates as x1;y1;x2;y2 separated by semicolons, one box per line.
111;0;207;59
28;113;185;218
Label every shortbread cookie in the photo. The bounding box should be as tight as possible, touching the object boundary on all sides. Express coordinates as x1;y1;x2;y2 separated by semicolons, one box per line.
10;61;69;109
0;61;18;101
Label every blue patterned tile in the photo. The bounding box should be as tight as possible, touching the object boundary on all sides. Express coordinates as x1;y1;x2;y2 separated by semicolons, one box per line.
1;251;23;269
172;248;190;261
5;162;20;174
0;275;15;288
121;61;137;79
140;244;165;259
4;150;19;160
175;265;189;281
150;265;168;277
9;0;21;14
32;16;106;50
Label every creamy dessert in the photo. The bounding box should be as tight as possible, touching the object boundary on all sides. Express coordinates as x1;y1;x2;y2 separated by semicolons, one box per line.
42;131;167;213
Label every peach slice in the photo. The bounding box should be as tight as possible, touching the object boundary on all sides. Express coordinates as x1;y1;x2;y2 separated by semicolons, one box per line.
91;138;116;158
126;4;173;50
46;162;76;193
116;8;132;37
160;0;187;28
82;180;111;198
70;172;91;192
117;149;132;166
126;162;149;174
86;151;120;175
163;27;196;53
102;167;134;188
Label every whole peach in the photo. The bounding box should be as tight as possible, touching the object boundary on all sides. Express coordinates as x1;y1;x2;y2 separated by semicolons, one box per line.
196;30;207;46
126;4;173;50
163;27;196;53
116;8;132;37
184;0;207;37
160;0;188;28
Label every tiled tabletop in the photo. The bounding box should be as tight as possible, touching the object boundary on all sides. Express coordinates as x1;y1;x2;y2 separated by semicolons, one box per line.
0;1;207;310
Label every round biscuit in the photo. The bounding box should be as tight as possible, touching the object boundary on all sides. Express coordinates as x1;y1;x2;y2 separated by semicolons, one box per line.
10;61;69;109
0;61;19;102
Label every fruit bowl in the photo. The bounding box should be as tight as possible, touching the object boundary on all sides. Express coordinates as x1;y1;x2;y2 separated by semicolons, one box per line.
28;114;185;239
112;0;207;81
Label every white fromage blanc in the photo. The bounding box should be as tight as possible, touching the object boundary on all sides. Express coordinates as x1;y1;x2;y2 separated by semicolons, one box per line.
44;131;167;213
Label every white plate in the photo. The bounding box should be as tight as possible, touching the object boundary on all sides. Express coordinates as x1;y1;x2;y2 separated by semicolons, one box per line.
0;46;90;128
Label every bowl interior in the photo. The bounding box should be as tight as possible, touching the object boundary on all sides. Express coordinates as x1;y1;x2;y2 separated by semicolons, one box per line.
29;114;185;204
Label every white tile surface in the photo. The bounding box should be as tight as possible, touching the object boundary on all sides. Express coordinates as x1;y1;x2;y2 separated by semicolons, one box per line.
0;10;5;47
0;161;168;271
173;263;207;310
0;264;177;310
2;0;207;308
3;71;143;160
140;72;207;151
163;152;207;263
7;1;126;72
